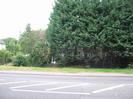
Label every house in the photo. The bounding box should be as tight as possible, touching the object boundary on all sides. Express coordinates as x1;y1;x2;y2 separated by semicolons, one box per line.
0;39;6;50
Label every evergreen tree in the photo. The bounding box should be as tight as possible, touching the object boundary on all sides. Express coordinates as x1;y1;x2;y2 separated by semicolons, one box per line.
47;0;133;67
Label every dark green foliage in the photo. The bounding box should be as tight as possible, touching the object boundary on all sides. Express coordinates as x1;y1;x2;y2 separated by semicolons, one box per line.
2;0;132;68
19;24;39;54
46;0;133;68
128;64;133;68
4;38;20;55
13;54;28;66
0;50;12;65
30;39;51;66
19;24;51;66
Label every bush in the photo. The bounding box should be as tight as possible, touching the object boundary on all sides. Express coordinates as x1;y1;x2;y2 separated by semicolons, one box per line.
29;40;51;66
0;50;12;65
13;54;28;66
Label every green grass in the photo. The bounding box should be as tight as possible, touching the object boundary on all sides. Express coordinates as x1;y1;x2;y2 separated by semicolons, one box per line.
0;65;133;74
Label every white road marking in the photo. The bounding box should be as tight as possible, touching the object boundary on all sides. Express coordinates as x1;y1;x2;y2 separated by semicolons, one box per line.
46;91;90;95
0;81;27;85
92;84;125;93
0;79;4;81
46;83;89;91
10;82;57;89
11;89;90;95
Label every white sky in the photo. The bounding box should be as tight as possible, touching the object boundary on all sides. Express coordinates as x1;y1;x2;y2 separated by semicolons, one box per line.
0;0;54;39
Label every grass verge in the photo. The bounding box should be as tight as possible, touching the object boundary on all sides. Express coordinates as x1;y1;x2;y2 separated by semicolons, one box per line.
0;65;133;74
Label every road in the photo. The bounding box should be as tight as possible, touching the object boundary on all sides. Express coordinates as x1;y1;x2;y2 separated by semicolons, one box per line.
0;72;133;99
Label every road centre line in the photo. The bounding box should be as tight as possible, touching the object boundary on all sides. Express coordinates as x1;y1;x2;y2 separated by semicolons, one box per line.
92;84;125;93
10;82;57;89
46;83;89;91
0;81;27;85
11;88;90;95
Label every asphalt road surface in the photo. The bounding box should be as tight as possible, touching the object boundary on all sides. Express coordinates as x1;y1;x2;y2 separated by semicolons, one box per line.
0;72;133;99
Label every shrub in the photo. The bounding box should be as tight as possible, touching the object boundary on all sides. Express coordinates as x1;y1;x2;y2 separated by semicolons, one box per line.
29;40;51;66
0;50;12;65
13;54;28;66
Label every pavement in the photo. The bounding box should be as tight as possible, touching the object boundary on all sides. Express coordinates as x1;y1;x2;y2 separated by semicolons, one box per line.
0;70;133;77
0;71;133;99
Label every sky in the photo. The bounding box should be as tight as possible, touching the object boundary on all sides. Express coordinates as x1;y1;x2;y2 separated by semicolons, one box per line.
0;0;54;39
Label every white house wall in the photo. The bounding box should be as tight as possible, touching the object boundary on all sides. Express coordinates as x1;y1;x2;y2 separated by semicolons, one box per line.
0;44;6;50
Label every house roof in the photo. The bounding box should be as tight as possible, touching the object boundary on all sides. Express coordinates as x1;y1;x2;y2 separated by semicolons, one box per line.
32;30;45;40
